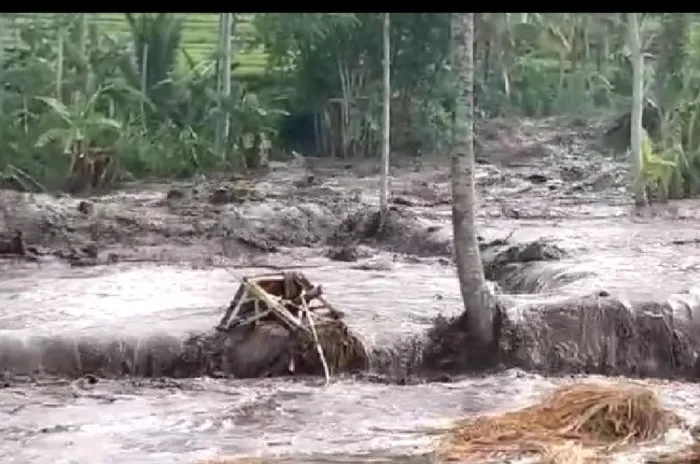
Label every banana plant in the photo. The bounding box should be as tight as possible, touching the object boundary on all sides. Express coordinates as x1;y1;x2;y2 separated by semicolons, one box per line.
120;13;184;124
34;86;121;153
641;131;677;199
207;86;288;169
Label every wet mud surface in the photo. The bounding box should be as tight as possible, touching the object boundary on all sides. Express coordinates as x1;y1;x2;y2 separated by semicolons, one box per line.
3;116;700;462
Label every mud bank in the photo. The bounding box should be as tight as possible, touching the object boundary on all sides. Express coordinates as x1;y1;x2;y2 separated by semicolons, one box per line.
424;287;700;381
0;115;633;267
0;188;480;267
0;324;364;380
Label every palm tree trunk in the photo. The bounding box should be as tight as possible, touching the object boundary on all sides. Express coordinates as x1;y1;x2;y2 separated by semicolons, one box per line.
628;12;647;209
379;12;391;229
450;13;494;346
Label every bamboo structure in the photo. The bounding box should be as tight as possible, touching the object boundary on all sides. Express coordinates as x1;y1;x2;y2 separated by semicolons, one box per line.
216;271;368;383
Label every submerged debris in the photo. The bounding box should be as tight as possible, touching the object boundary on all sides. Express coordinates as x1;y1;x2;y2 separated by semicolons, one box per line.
0;230;25;255
437;382;680;463
326;244;360;262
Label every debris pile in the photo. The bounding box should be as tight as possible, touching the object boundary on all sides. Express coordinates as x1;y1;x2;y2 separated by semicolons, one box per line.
216;271;368;382
437;382;680;463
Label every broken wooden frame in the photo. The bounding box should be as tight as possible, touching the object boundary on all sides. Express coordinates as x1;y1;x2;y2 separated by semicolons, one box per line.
216;271;348;384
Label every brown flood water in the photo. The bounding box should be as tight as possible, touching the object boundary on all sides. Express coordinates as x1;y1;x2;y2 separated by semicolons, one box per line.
3;209;700;463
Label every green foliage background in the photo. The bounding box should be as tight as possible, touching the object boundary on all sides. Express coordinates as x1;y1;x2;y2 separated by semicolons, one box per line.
0;13;698;199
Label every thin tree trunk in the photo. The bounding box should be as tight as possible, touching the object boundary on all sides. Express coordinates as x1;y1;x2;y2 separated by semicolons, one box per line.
73;13;88;106
215;13;223;91
450;13;494;346
379;12;391;230
214;13;225;159
495;14;510;99
483;38;491;91
221;12;233;163
56;27;64;102
628;12;647;209
140;43;148;125
0;42;4;118
601;32;609;76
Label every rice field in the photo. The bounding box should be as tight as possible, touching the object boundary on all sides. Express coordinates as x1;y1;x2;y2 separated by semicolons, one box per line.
0;13;268;77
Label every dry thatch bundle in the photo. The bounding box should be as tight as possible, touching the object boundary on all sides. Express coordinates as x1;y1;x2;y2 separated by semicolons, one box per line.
538;442;598;464
437;382;680;463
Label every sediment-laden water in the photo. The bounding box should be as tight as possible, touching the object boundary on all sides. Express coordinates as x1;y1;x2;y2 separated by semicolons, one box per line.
1;249;700;463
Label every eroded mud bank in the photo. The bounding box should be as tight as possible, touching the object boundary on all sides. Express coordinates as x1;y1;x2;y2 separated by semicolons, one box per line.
423;283;700;381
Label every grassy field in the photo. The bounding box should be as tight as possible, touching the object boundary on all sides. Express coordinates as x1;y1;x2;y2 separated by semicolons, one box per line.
0;13;267;77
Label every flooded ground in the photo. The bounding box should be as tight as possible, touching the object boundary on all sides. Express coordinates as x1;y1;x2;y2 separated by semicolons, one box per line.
2;369;699;463
2;116;700;463
0;373;533;464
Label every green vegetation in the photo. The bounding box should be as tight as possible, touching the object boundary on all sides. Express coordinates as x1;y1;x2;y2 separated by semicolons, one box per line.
0;13;698;202
0;13;266;77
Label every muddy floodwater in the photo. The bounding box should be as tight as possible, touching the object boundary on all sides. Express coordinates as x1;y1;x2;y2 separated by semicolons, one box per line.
1;262;700;464
2;117;700;463
3;229;700;463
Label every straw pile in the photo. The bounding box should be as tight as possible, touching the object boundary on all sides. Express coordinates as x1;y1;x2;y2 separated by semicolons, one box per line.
437;382;680;463
537;442;598;464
